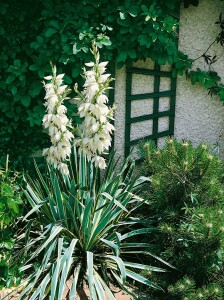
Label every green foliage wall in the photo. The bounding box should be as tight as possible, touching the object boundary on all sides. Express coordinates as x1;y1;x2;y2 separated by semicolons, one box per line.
0;0;184;168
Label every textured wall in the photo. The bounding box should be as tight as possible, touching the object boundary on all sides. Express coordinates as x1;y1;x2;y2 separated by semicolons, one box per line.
175;0;224;154
114;0;224;159
114;66;126;159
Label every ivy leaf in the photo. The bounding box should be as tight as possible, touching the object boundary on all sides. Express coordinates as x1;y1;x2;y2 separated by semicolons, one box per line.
120;27;130;34
158;56;166;65
14;93;21;102
14;59;21;68
128;49;136;59
72;68;80;78
100;37;111;46
36;36;44;43
73;43;81;55
45;28;57;38
27;105;44;127
117;17;131;27
219;90;224;101
11;86;17;96
151;33;157;43
21;96;31;107
6;199;19;214
6;75;15;85
28;81;42;98
138;34;148;46
158;34;166;43
117;50;127;62
119;12;126;20
64;75;72;84
48;20;60;30
61;34;68;43
38;69;45;78
29;64;39;71
141;5;148;12
167;56;173;65
175;60;184;69
127;6;139;17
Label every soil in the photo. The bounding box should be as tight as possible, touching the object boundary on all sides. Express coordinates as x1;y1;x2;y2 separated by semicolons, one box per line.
75;287;132;300
0;286;132;299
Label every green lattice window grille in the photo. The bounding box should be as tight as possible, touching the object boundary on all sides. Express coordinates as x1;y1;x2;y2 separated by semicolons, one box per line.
125;63;176;157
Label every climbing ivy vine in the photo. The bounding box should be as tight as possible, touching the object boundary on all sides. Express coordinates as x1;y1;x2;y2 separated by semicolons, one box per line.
184;2;224;101
0;0;223;168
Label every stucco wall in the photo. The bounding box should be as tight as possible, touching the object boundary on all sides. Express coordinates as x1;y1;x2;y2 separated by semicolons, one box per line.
113;66;126;159
175;0;224;155
114;0;224;159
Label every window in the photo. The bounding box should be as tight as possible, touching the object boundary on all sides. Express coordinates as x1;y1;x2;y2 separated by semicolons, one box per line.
125;62;176;157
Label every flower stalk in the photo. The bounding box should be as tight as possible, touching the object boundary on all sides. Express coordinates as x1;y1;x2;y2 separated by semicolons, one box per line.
42;65;74;175
73;44;115;169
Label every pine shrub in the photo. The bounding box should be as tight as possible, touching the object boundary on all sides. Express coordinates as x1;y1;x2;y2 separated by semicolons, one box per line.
139;139;224;300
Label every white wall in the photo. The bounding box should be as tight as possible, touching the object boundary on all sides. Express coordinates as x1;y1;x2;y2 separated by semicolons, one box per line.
113;66;126;159
113;0;224;158
175;0;224;155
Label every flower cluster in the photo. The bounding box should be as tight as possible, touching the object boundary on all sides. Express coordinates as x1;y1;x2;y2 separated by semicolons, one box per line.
42;46;115;174
42;65;74;175
73;46;115;169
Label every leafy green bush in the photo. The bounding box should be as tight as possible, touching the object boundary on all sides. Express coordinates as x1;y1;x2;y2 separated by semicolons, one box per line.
139;139;224;300
13;150;168;299
0;158;23;289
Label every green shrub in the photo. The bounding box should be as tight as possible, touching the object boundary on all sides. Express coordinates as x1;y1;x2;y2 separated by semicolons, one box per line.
0;158;23;289
139;139;224;300
12;150;169;299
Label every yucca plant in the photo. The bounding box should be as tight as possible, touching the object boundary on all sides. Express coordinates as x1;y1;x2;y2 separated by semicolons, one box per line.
13;149;168;300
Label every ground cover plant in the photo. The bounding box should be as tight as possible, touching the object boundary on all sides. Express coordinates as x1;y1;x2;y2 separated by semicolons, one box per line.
4;46;170;299
139;139;224;300
0;157;23;290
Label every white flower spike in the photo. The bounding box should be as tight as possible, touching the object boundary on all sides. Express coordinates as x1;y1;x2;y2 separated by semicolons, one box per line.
74;43;115;169
42;65;74;175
